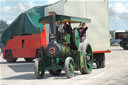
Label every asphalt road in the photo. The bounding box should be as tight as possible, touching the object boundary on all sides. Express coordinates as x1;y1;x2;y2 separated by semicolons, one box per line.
0;46;128;85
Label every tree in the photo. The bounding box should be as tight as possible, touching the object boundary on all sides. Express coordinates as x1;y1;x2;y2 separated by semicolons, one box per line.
110;30;115;38
0;20;9;29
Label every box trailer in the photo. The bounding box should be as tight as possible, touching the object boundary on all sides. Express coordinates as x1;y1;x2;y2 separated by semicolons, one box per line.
43;0;111;68
2;34;41;62
2;6;47;62
3;32;47;62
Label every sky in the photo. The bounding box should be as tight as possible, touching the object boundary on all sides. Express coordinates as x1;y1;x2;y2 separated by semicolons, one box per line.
0;0;128;30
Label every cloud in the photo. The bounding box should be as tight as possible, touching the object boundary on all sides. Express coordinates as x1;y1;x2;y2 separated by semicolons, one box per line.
109;2;128;30
18;2;39;12
112;2;128;14
109;2;128;21
48;0;60;4
0;0;6;2
1;6;11;13
109;6;116;16
18;3;26;11
120;13;128;22
0;1;42;24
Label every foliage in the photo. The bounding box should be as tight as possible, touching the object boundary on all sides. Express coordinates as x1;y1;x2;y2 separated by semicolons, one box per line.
110;30;115;38
0;20;9;34
0;20;9;29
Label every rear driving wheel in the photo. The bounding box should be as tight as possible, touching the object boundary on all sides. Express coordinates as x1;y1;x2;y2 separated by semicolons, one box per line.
65;57;75;78
80;44;93;74
6;51;17;63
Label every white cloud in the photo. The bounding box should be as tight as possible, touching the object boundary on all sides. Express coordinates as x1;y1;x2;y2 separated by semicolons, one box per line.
1;6;11;13
48;0;60;4
112;2;128;14
114;16;120;21
0;0;46;24
109;2;128;22
18;3;26;11
0;0;6;2
18;2;38;12
7;20;13;24
28;2;36;8
109;2;128;30
0;1;41;24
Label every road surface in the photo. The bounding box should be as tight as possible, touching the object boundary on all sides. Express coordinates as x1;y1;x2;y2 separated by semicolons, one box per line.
0;46;128;85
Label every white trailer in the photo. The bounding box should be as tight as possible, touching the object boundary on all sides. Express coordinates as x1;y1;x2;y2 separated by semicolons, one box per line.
44;0;110;68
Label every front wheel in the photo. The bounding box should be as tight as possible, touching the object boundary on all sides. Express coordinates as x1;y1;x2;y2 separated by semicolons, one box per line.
34;50;45;79
64;57;75;78
34;58;45;79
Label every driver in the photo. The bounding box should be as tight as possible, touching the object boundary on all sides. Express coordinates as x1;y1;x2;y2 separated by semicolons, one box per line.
63;22;72;35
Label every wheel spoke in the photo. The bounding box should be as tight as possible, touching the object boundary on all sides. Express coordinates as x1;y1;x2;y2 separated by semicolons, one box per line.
69;63;74;75
87;53;91;56
87;63;92;68
86;46;93;71
68;60;74;76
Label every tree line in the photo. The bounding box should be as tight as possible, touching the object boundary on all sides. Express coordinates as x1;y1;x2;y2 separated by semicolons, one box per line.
0;20;9;34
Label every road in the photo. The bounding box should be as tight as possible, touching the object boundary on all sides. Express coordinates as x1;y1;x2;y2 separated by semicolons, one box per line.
0;46;128;85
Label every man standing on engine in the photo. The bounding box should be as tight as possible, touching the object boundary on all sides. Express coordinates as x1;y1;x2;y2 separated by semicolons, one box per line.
79;23;88;42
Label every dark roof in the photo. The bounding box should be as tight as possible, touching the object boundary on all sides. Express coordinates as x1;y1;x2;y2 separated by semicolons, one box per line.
39;15;91;24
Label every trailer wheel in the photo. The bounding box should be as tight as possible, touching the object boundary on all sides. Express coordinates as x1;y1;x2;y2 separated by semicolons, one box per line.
80;44;93;74
95;53;105;68
6;51;17;63
48;69;62;76
24;58;34;62
64;57;75;78
34;51;45;79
